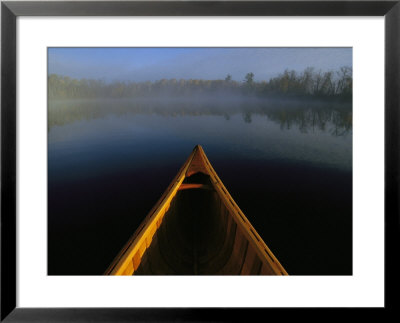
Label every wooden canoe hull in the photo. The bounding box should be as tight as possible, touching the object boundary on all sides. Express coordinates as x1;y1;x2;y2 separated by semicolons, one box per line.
105;145;288;275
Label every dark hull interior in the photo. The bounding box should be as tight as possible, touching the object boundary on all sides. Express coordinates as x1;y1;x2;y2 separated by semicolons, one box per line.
135;173;272;275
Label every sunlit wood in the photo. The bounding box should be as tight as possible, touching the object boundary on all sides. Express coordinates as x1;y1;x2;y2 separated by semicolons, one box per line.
105;145;288;275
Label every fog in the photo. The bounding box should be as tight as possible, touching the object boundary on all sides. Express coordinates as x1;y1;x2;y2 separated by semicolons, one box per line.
49;65;352;101
48;62;353;136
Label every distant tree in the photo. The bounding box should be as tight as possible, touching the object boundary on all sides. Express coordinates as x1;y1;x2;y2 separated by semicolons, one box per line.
225;74;232;82
336;66;352;98
244;72;254;85
301;67;314;95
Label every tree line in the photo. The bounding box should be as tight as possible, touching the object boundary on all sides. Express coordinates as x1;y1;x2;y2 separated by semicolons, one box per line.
48;66;352;100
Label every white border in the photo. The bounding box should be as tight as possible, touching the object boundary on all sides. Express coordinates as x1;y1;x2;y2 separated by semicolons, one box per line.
17;17;384;307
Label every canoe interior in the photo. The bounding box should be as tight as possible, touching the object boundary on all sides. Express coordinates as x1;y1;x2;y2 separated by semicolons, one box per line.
105;145;287;276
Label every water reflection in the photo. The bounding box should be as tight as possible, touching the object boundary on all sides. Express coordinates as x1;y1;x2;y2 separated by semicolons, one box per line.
49;98;352;137
48;97;352;275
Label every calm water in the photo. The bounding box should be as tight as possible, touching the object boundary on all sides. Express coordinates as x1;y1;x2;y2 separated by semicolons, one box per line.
48;98;352;275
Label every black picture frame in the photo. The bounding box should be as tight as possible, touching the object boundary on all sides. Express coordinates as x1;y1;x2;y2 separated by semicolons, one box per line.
1;1;399;321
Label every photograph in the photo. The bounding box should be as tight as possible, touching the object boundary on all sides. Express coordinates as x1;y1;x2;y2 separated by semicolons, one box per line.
47;47;353;276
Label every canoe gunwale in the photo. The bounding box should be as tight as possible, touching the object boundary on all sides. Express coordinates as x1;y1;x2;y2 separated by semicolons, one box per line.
104;147;198;275
196;146;288;275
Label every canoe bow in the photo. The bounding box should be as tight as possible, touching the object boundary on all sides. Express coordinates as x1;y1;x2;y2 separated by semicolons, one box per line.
105;145;288;275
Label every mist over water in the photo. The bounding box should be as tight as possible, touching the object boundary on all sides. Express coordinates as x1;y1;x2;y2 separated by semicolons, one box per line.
49;97;352;170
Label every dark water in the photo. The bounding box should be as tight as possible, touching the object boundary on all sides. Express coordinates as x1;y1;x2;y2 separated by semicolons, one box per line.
48;98;352;275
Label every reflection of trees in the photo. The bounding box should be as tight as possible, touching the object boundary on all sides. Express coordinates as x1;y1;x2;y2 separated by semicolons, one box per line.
49;98;352;136
243;111;252;123
265;106;352;136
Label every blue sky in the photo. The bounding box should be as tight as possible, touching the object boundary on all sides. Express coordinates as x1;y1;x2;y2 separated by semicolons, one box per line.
48;47;352;83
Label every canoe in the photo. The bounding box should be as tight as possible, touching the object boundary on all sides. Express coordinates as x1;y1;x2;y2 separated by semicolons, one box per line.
105;145;288;275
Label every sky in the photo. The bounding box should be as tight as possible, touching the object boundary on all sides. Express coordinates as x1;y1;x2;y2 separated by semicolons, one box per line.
48;47;352;83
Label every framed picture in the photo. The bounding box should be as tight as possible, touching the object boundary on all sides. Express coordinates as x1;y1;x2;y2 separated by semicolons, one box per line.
1;0;398;321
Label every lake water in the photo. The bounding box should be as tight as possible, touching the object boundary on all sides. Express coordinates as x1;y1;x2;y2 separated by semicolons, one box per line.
48;98;352;275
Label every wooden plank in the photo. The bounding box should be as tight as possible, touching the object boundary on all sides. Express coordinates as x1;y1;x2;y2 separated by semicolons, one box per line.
178;183;213;191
